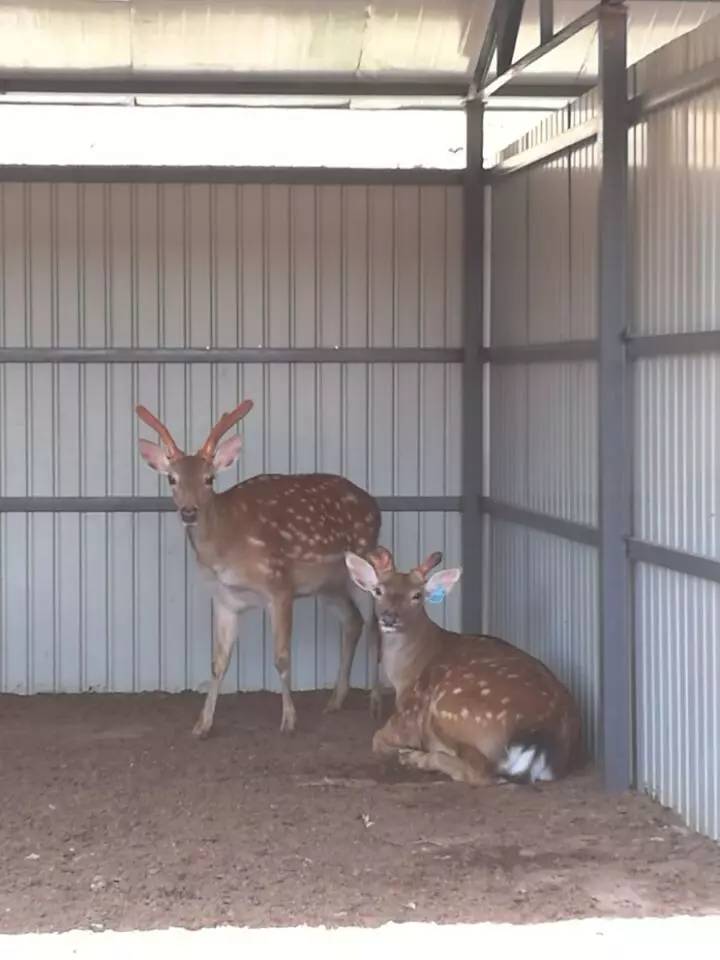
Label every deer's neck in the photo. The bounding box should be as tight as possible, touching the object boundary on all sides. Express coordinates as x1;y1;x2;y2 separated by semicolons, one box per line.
381;613;445;699
186;494;232;562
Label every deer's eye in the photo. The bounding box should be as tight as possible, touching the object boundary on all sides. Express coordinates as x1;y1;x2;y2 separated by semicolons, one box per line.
373;586;383;597
204;475;214;486
411;591;423;602
168;475;177;486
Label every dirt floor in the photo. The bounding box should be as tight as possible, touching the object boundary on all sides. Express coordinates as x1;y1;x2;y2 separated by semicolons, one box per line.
1;691;719;934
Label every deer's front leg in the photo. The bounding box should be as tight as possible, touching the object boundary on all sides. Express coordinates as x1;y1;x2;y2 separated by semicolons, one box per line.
268;591;296;733
193;600;239;739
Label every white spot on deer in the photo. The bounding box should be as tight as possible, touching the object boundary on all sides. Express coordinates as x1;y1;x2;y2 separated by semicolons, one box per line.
460;707;469;720
256;561;271;575
358;538;368;548
478;680;489;688
440;709;453;720
485;711;494;720
343;493;358;503
279;529;293;541
452;687;462;695
507;673;520;679
496;710;507;721
501;697;511;705
481;688;491;697
247;536;265;547
516;713;524;721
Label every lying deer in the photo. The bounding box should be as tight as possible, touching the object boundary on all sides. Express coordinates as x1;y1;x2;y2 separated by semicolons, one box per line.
136;400;382;736
345;547;581;785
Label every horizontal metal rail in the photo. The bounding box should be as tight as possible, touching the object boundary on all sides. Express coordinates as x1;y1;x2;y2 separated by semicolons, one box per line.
629;57;720;121
0;165;463;186
0;70;468;100
479;496;599;547
628;539;720;586
0;347;464;365
480;340;598;364
477;5;600;100
0;495;462;514
627;331;720;360
488;116;599;178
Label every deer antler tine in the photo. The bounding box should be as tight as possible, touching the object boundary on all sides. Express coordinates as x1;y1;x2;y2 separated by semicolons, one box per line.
135;405;182;459
414;551;443;579
366;546;395;575
199;399;254;461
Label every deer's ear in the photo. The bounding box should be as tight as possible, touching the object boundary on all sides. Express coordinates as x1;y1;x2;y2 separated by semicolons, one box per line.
425;568;462;604
345;552;379;592
138;439;172;475
213;435;243;472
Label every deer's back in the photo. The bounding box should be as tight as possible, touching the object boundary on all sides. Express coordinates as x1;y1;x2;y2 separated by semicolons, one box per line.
419;633;578;719
216;472;381;558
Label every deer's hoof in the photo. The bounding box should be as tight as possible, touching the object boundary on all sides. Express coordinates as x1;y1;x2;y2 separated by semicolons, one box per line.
192;719;211;740
280;710;297;734
323;694;343;714
398;749;425;769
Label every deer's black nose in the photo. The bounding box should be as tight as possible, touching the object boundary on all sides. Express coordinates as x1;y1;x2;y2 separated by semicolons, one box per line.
379;612;399;630
180;507;198;525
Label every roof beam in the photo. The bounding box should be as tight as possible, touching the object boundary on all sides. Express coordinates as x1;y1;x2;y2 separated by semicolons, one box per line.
496;0;526;75
0;70;469;99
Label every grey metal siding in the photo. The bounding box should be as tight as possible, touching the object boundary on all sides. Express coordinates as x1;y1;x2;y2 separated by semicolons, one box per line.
0;181;463;694
486;104;601;755
628;18;720;837
635;563;720;839
489;519;599;754
0;182;463;349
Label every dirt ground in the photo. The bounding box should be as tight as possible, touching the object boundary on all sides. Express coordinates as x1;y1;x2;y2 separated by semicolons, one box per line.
1;691;719;934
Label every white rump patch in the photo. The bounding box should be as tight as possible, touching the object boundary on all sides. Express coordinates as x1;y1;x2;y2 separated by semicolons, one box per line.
497;744;554;782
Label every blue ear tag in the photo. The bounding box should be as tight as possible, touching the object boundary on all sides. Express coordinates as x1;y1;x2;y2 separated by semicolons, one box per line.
427;586;446;605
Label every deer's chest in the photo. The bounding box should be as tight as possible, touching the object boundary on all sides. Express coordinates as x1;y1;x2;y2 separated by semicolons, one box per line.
381;633;422;697
198;562;263;613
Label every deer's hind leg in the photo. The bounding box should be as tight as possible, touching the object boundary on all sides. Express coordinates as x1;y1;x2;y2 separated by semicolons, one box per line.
324;589;364;714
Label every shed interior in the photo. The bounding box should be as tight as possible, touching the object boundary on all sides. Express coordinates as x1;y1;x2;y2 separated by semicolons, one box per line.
2;0;720;936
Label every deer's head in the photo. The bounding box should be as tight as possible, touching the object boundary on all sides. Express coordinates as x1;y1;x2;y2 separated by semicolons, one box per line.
135;400;254;526
345;546;461;634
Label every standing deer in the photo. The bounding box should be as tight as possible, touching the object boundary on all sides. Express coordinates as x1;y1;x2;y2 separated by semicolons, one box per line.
346;547;582;785
136;400;382;736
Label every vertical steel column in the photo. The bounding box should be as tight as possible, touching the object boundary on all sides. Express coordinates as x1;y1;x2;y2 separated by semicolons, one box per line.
540;0;554;44
462;98;485;632
597;2;632;790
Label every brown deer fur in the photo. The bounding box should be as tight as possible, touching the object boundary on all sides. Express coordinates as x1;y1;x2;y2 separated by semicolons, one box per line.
346;547;582;785
136;400;382;736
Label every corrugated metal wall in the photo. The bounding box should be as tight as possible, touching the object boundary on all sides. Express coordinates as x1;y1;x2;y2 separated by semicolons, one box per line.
630;21;720;838
487;15;720;837
0;181;463;694
485;109;601;755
